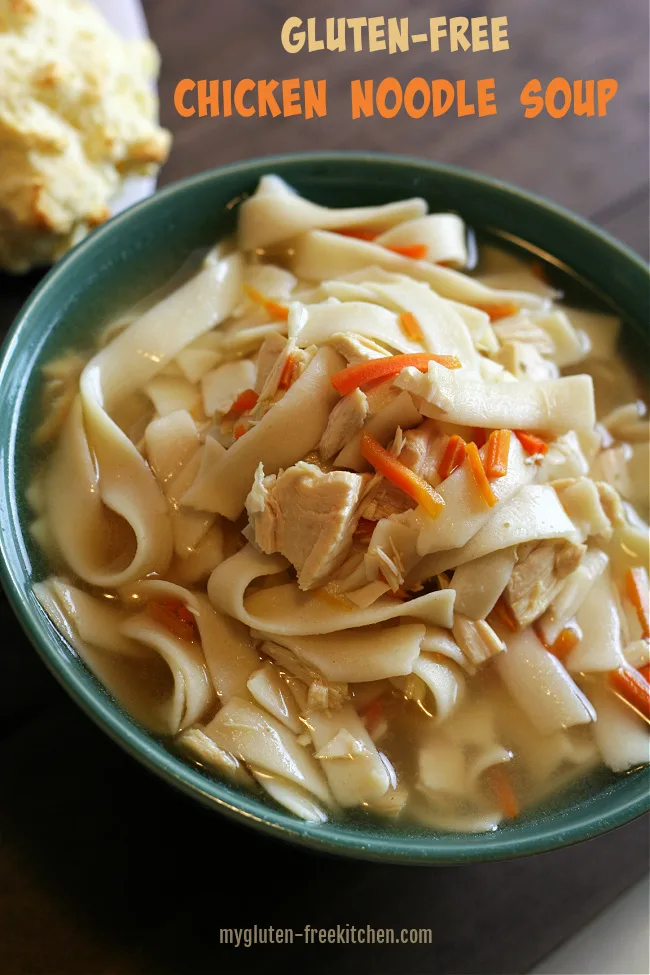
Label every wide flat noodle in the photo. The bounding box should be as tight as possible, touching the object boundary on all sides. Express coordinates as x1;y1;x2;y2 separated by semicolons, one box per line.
208;544;454;635
414;485;578;578
416;435;535;558
182;346;344;518
291;230;544;308
296;300;422;353
496;629;596;735
252;623;425;683
375;213;468;268
45;251;242;587
396;360;596;432
451;547;518;619
238;174;427;250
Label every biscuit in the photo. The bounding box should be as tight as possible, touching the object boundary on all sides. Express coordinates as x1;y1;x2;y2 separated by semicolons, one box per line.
0;0;172;271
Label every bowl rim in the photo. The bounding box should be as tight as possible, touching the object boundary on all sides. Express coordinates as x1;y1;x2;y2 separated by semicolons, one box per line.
1;150;648;865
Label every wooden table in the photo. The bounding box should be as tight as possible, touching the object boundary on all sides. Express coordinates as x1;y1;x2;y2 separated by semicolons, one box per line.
0;2;648;973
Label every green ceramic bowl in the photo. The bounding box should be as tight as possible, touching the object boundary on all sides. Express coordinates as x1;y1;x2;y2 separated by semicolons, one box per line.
0;152;648;864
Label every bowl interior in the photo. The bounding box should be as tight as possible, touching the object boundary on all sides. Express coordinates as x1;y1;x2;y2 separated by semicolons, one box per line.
0;152;648;864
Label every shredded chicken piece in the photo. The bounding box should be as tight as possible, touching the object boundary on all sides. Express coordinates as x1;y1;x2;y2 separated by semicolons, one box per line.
328;331;391;364
259;640;348;707
595;481;626;526
178;728;252;784
452;616;505;666
308;680;336;711
255;331;287;392
246;462;364;590
493;314;555;354
493;341;559;381
33;351;87;446
319;388;368;460
503;539;586;628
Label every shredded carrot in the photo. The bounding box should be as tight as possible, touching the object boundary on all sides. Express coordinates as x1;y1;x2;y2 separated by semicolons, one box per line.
387;243;428;260
536;622;582;660
230;388;259;414
514;430;549;455
360;432;445;520
149;598;198;642
625;566;650;639
608;667;650;722
438;434;467;480
361;695;385;734
244;284;289;321
487;765;519;819
354;517;377;540
491;597;518;633
474;301;519;322
331;353;461;397
233;423;247;439
639;663;650;683
399;311;424;342
278;354;296;390
332;227;377;241
393;586;411;601
484;429;511;480
436;260;454;268
466;441;498;507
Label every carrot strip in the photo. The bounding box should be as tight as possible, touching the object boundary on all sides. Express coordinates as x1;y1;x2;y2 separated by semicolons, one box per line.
608;667;650;722
278;354;296;390
360;432;445;519
474;301;519;322
491;597;518;633
536;622;582;660
149;598;198;642
233;423;247;440
399;311;424;342
332;227;377;241
484;429;511;480
244;284;289;322
639;663;650;683
387;243;428;260
392;586;411;601
466;441;498;507
438;434;467;480
331;353;461;397
361;695;385;734
487;765;519;819
625;567;650;639
514;430;549;455
230;388;259;414
354;517;377;540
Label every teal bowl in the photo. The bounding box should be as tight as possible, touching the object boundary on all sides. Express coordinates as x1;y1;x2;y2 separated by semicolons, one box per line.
0;152;648;864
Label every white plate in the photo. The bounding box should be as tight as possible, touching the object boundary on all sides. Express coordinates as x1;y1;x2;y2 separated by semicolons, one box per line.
91;0;158;215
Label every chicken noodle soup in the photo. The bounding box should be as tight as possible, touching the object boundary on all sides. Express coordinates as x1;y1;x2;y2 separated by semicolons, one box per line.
30;176;650;832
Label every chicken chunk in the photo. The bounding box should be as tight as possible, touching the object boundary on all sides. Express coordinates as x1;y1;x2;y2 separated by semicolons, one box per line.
328;331;390;364
360;420;442;520
255;331;287;392
503;539;586;628
246;461;364;590
319;388;368;461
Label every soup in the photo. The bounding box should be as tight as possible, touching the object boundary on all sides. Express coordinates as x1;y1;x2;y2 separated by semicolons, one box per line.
29;176;649;832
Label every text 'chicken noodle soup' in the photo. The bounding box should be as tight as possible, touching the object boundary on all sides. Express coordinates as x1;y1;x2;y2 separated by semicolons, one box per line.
30;175;649;832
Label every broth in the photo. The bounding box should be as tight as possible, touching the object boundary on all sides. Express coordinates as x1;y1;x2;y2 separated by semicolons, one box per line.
28;180;649;832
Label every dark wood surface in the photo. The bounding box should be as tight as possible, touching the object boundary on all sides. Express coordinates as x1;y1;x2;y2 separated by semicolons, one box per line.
1;2;648;973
